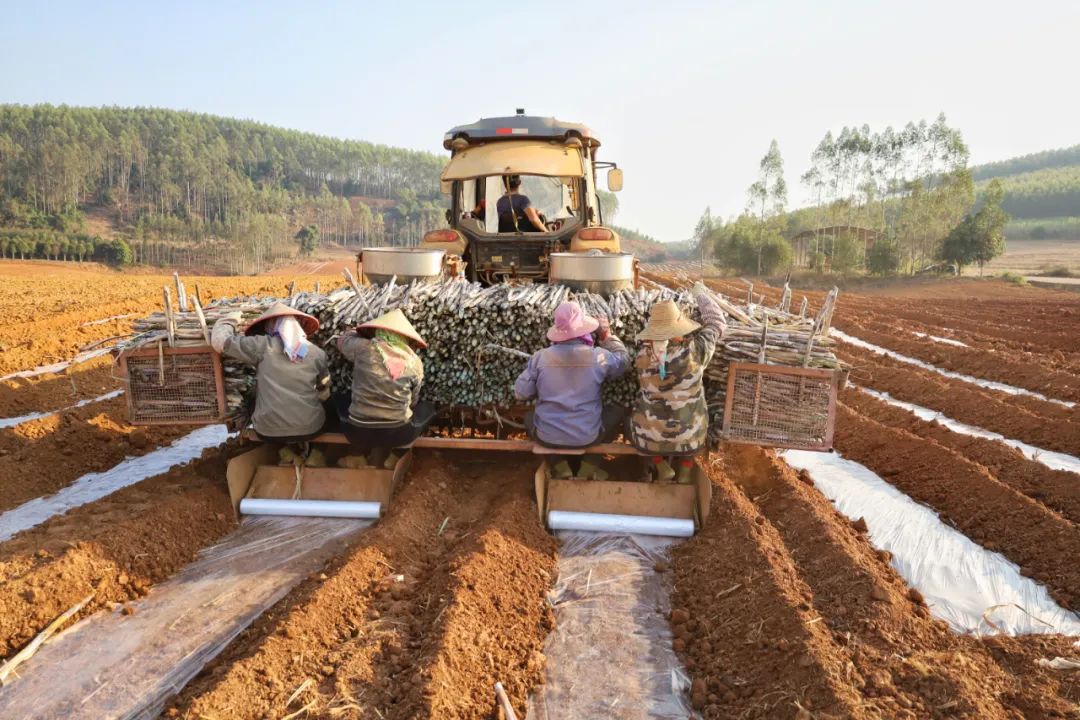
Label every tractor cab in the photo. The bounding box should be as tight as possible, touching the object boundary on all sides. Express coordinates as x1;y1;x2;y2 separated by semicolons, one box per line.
421;110;624;284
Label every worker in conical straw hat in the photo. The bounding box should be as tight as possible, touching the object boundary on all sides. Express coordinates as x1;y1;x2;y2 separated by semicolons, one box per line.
211;302;331;456
514;300;630;480
336;308;434;467
629;283;726;482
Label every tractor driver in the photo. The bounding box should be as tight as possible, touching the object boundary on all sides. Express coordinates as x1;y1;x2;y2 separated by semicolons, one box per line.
497;175;547;233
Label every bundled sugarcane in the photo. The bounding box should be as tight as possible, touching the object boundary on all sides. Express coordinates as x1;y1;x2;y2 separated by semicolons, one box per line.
121;272;845;441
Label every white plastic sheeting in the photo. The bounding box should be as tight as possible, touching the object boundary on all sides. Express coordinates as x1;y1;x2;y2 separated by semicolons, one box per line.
0;424;230;543
832;328;1075;408
240;497;381;518
0;346;115;382
546;511;695;538
526;533;697;719
0;389;123;429
782;449;1080;636
859;387;1080;476
0;516;366;719
911;331;969;347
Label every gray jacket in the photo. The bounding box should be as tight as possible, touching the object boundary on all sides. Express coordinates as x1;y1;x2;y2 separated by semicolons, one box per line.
337;332;423;426
218;324;329;438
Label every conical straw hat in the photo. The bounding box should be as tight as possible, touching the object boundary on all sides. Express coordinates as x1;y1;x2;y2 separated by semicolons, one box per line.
359;309;427;348
636;300;701;342
245;302;320;336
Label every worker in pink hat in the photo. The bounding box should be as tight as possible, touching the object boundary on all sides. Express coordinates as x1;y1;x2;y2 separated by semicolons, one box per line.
514;300;630;479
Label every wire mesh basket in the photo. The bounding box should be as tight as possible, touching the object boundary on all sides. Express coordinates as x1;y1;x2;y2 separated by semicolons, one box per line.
721;362;839;451
120;344;227;425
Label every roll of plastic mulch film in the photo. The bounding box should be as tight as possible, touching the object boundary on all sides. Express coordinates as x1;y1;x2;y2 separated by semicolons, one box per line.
546;511;695;538
239;499;382;519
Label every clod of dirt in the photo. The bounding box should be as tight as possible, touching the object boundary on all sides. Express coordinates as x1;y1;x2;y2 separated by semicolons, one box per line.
671;608;689;624
907;588;925;604
654;560;669;573
852;517;869;533
869;586;890;603
797;469;813;485
128;429;148;449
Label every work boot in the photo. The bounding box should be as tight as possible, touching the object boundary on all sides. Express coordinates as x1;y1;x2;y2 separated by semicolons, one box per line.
383;451;400;470
577;460;609;481
278;447;299;466
654;459;675;483
337;454;369;469
675;460;694;484
551;460;573;479
305;447;327;468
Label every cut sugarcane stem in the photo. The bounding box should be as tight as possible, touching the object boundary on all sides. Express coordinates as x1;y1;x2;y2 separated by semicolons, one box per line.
0;593;94;686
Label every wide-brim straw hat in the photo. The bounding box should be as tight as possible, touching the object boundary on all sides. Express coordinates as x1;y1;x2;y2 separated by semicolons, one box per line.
359;309;427;348
547;301;600;343
245;302;320;336
637;300;701;342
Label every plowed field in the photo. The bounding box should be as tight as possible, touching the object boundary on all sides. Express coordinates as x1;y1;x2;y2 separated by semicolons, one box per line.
1;262;1078;719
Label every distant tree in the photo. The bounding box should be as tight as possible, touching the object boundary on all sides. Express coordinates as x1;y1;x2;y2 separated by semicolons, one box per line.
867;237;901;276
295;224;319;256
747;140;787;274
972;179;1009;274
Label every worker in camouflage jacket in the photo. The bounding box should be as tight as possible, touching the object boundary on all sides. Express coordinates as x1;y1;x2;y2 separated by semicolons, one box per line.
630;282;725;482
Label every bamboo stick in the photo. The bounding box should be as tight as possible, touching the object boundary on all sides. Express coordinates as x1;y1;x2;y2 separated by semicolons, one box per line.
0;594;94;685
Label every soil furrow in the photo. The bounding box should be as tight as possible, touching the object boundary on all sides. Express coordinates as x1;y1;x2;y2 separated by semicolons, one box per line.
839;345;1080;454
844;388;1080;524
834;404;1080;611
0;394;188;512
837;323;1080;402
0;361;120;418
670;457;869;719
0;445;236;657
172;451;556;720
729;444;1040;719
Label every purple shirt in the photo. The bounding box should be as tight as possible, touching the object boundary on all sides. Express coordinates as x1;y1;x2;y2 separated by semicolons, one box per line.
514;336;629;446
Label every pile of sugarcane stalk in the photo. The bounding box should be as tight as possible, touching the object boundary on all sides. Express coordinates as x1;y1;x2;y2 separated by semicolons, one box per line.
121;273;845;441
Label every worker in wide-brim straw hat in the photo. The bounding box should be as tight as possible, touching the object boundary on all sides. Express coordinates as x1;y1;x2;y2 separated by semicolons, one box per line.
514;300;630;480
629;282;726;482
211;302;331;453
335;308;434;467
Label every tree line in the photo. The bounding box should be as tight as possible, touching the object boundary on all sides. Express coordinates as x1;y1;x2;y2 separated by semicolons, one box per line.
699;114;1011;276
0;229;132;265
0;105;447;271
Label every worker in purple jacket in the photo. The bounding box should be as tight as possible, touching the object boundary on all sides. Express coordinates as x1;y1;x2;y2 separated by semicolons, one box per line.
514;300;630;479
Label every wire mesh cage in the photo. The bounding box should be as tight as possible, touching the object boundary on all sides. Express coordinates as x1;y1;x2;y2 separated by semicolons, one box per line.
120;344;227;426
721;362;839;451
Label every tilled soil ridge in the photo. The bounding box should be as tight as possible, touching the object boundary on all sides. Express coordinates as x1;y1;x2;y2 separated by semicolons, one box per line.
0;446;236;657
172;451;557;720
0;394;187;512
835;404;1080;611
844;388;1080;524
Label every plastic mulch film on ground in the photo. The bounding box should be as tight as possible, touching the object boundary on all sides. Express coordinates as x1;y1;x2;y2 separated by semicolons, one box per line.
0;516;368;720
526;532;697;720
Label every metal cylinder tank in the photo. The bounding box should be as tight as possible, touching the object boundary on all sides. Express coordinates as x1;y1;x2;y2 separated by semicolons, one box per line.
361;247;445;285
548;252;636;295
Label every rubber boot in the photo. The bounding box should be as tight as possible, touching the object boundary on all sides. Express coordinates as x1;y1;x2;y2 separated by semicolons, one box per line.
305;447;327;468
383;450;401;470
551;460;573;479
676;459;694;484
337;454;369;469
653;458;675;483
577;460;609;481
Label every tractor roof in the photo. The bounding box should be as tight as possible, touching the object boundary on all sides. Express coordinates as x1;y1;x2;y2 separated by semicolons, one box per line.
443;113;598;150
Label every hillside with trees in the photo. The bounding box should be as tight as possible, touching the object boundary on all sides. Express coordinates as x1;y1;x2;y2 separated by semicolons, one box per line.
970;145;1080;239
0;105;447;272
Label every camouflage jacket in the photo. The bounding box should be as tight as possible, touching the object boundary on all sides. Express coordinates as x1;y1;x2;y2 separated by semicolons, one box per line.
629;293;725;454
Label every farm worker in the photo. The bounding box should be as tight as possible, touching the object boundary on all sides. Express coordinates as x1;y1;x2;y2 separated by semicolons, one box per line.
211;303;331;459
497;175;547;233
336;309;434;468
630;282;725;483
514;300;630;479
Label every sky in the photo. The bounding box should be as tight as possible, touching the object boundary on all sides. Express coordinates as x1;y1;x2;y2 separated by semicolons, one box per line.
2;0;1077;241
